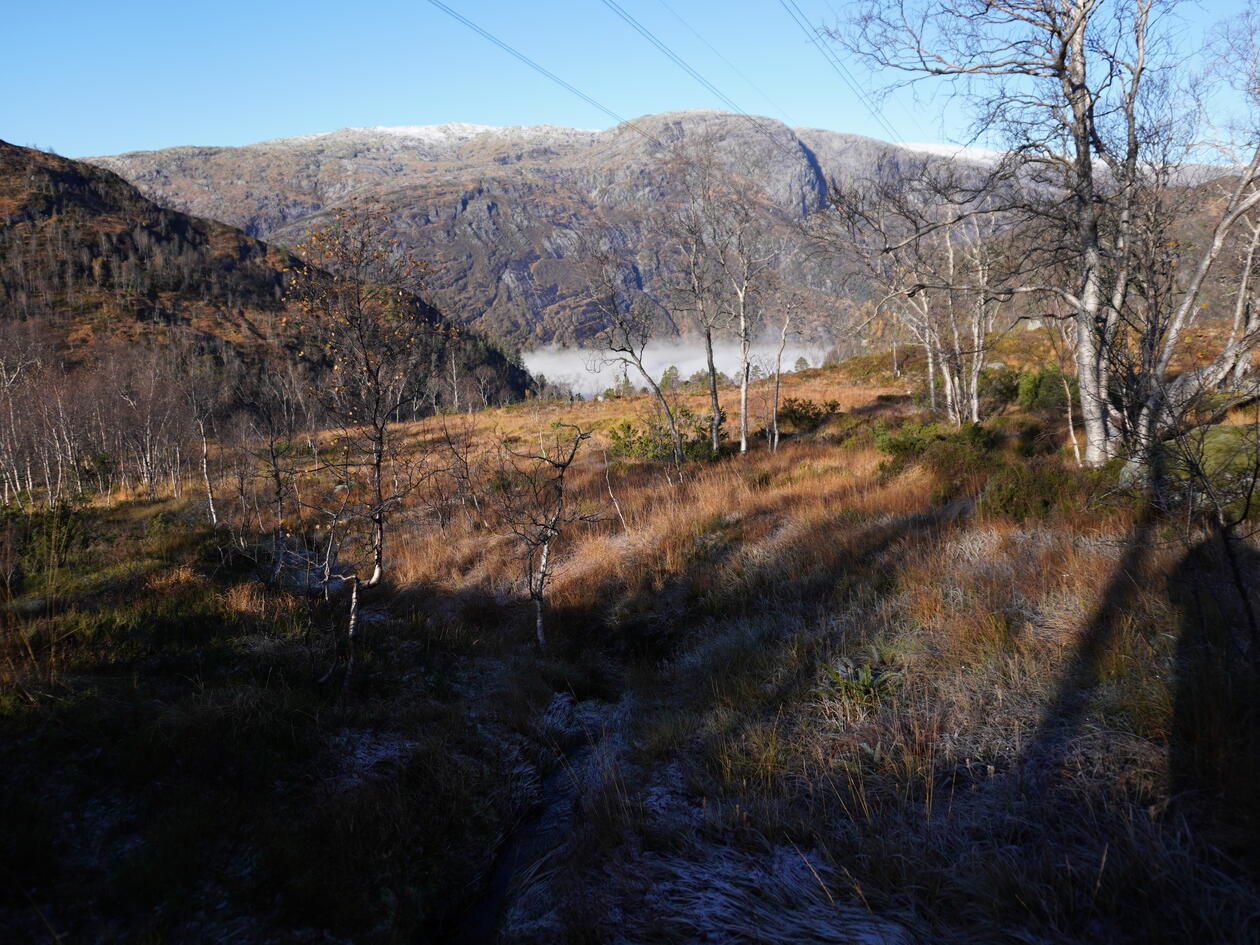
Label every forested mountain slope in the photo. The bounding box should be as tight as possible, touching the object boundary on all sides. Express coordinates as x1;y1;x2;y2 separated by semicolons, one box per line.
0;139;529;404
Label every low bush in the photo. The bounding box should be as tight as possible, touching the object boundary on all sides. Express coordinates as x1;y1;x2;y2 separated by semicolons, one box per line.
979;366;1021;414
876;420;1000;501
607;407;723;462
980;457;1114;522
873;420;949;463
1017;365;1079;412
777;397;840;434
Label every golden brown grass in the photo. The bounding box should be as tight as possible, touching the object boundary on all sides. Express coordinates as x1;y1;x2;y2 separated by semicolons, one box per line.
11;362;1254;944
370;372;1260;942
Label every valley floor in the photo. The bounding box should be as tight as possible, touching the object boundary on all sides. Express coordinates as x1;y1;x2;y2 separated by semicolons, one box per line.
3;368;1259;944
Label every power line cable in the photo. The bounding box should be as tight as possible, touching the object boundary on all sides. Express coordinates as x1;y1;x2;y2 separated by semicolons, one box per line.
776;0;903;143
780;0;898;140
653;0;797;126
816;0;935;141
790;0;897;136
598;0;801;160
424;0;663;147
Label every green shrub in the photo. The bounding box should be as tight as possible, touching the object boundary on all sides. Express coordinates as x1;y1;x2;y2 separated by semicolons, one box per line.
978;366;1021;413
873;420;948;463
1017;365;1079;412
920;428;1001;501
876;421;1000;499
607;407;723;462
0;502;93;596
778;397;840;434
145;509;178;538
981;458;1094;521
819;658;901;706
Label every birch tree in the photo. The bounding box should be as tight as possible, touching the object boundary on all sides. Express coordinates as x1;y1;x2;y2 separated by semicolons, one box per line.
664;145;733;456
817;160;1008;426
284;206;438;586
584;239;687;470
494;423;595;648
838;0;1260;466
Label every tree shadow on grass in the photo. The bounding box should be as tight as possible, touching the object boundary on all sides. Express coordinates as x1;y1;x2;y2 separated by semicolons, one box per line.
1167;531;1260;847
1017;499;1160;787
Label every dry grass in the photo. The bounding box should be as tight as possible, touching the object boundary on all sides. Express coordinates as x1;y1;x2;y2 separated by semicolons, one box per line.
367;372;1260;943
7;363;1258;943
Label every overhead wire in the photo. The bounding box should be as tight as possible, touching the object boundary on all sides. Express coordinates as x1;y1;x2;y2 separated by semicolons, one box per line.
597;0;804;161
424;0;664;147
776;0;904;143
653;0;797;126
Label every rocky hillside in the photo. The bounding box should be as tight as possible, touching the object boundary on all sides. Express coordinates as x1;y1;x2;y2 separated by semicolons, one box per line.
0;140;530;404
89;111;944;347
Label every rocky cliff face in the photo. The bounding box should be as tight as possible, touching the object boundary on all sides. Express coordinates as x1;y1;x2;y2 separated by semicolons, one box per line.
89;111;947;346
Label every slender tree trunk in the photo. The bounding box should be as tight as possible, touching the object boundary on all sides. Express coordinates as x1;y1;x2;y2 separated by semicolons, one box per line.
604;451;629;534
1063;372;1083;468
534;539;551;648
367;433;385;586
738;314;751;453
1066;16;1118;467
771;311;791;453
341;575;360;696
270;462;285;584
449;349;462;413
198;423;217;526
704;326;722;454
925;343;937;411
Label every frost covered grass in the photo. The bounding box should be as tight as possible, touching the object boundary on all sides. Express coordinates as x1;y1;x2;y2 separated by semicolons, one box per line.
0;502;542;943
392;373;1260;942
3;365;1258;943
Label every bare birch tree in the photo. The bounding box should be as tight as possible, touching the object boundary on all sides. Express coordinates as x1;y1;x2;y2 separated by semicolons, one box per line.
816;159;1008;425
664;144;733;456
494;423;595;648
583;239;687;470
837;0;1260;466
284;205;438;586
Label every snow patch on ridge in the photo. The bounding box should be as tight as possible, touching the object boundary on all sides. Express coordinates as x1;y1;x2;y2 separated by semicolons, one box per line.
255;122;601;150
897;141;1004;164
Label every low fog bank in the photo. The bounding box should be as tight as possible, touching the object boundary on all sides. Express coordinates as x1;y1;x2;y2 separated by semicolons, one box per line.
524;340;825;398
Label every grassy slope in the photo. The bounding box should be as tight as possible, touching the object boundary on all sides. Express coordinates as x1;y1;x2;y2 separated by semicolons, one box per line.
3;362;1259;943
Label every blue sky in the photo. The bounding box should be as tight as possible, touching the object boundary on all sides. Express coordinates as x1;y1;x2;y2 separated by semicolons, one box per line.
2;0;1248;157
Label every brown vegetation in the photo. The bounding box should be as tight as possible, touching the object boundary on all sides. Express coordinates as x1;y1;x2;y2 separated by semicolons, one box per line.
4;355;1256;942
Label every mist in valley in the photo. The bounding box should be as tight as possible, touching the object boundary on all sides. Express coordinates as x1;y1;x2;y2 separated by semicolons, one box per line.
523;338;826;397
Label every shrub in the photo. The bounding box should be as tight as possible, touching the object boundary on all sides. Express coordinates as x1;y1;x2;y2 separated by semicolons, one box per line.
978;366;1021;413
982;462;1061;521
876;421;1000;499
778;397;840;434
873;420;948;463
981;458;1097;521
0;502;93;596
1017;365;1079;412
920;429;1001;501
607;407;723;462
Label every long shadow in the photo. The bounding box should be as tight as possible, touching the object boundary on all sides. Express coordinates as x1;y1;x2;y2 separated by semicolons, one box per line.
1167;531;1260;841
1019;484;1260;813
1017;499;1160;787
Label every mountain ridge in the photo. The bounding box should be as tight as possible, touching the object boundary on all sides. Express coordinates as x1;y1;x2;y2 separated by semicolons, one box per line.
87;111;946;346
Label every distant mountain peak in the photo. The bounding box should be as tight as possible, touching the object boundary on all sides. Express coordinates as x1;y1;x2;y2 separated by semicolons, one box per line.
250;122;602;151
86;111;992;346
